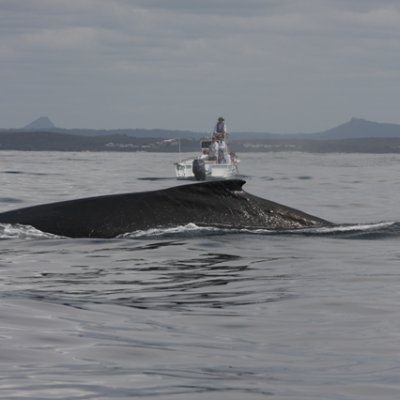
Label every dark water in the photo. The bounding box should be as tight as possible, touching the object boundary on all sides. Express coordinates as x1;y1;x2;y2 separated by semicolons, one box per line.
1;151;400;399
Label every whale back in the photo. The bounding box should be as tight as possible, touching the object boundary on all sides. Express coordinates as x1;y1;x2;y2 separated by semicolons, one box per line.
0;180;330;238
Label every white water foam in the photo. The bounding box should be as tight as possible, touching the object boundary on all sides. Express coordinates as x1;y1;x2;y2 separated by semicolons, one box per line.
1;221;397;240
0;223;58;239
296;221;397;234
121;221;399;239
119;223;224;238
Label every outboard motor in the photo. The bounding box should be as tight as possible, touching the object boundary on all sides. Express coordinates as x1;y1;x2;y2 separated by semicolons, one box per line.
192;159;206;181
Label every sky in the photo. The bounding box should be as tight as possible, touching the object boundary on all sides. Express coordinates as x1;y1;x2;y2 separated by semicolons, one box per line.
1;0;400;133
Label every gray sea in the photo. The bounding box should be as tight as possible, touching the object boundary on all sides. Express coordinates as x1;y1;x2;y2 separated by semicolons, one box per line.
1;151;400;399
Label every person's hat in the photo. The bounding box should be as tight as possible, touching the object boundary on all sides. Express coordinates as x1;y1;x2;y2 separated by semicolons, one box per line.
218;117;224;121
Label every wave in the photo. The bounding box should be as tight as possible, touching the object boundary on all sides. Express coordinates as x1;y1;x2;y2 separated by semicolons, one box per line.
0;223;58;240
119;223;227;239
2;221;400;240
282;221;400;239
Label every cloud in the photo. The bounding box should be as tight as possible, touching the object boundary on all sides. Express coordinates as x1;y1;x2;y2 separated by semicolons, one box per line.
1;0;400;131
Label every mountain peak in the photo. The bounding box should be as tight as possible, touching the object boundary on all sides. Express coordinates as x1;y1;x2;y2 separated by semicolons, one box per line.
350;117;367;123
317;118;400;139
348;117;376;126
24;116;56;130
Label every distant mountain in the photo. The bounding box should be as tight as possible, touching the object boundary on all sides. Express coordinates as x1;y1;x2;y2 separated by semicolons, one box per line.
23;116;56;130
3;127;400;153
311;118;400;139
10;116;400;141
20;117;205;139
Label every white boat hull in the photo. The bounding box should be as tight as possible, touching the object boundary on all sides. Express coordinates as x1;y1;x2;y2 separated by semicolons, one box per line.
174;158;239;180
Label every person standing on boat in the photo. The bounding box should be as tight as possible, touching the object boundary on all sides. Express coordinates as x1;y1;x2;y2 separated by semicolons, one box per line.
212;117;229;164
213;117;227;140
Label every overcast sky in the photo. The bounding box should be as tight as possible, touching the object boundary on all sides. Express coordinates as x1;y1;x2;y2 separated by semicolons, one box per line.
1;0;400;133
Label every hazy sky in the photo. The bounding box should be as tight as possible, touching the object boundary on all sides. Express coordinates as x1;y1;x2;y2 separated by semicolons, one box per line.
1;0;400;132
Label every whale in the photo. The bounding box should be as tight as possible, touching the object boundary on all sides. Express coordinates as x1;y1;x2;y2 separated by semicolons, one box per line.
0;180;332;238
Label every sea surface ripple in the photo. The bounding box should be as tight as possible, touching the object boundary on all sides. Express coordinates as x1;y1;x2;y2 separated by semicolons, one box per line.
1;151;400;399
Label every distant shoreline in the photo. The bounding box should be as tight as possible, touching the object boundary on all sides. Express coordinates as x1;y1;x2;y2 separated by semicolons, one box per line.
2;132;400;154
3;118;400;153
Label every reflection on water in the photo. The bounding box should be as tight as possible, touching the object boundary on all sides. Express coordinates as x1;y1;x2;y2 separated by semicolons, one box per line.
2;242;295;312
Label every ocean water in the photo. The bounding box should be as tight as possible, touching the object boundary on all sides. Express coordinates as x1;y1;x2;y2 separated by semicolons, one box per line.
1;151;400;399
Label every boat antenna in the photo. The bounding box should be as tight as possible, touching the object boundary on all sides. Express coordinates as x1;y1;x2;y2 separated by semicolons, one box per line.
162;138;181;161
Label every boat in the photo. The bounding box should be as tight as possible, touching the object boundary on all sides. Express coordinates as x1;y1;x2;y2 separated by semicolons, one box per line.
174;139;240;181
